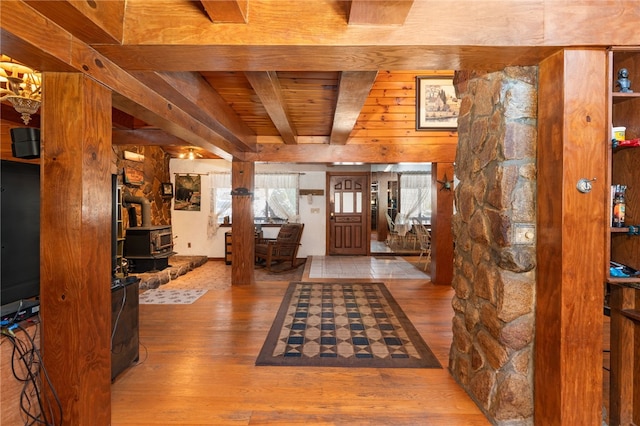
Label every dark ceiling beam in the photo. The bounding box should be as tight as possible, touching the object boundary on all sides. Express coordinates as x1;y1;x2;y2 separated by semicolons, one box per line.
348;0;414;25
132;71;257;152
245;71;298;144
200;0;248;23
330;71;378;145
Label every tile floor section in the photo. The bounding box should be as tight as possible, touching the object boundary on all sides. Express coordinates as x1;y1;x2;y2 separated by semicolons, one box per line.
308;255;430;280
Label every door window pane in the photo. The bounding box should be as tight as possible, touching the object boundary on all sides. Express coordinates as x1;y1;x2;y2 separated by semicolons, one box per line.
343;192;354;213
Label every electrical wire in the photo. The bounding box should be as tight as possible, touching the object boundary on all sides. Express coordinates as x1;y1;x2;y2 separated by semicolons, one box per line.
110;284;127;355
2;318;63;425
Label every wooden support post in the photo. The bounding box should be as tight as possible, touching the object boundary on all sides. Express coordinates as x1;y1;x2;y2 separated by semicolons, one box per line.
40;73;112;425
231;160;255;285
430;162;454;285
535;49;607;425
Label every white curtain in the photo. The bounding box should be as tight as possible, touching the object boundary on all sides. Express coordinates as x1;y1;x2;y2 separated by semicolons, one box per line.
255;173;299;221
208;173;231;238
399;173;431;222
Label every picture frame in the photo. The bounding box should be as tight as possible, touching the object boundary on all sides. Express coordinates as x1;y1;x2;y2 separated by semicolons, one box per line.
123;165;144;186
415;75;461;131
161;182;173;197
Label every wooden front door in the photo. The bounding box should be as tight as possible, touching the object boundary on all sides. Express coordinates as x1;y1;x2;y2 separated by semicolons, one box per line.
327;173;369;255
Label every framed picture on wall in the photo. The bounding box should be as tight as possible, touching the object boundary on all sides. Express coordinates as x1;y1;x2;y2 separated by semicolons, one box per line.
174;174;201;211
161;182;173;198
415;76;461;131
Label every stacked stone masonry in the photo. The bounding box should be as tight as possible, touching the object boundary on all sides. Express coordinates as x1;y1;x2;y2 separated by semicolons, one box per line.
451;67;538;425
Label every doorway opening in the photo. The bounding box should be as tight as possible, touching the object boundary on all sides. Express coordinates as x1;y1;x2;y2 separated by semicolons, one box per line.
368;164;432;255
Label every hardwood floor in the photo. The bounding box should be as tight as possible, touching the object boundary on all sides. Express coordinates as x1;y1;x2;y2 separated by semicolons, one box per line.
111;259;489;425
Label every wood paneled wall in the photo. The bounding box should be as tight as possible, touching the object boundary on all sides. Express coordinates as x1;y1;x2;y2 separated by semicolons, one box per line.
351;70;456;147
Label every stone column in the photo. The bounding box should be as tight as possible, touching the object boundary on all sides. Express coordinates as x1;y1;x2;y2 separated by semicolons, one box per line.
450;68;538;424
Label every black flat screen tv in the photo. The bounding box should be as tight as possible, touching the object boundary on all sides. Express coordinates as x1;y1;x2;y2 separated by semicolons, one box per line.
1;160;40;306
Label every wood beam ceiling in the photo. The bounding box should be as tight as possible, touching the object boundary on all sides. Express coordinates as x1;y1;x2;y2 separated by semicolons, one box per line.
5;0;638;163
24;0;125;44
131;71;256;151
248;140;456;164
200;0;248;23
348;0;414;25
0;0;249;160
244;71;297;145
330;71;378;145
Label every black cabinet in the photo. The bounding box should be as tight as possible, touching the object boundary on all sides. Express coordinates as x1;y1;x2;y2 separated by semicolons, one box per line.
111;277;139;381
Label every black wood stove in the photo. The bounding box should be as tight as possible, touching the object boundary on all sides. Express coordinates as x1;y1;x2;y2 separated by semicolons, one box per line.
123;195;175;273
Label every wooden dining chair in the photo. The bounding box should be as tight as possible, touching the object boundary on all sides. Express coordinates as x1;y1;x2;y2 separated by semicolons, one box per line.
385;212;399;248
412;219;431;271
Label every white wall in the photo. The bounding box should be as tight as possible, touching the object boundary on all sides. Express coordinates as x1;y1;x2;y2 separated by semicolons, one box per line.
169;160;338;259
169;160;431;259
169;159;228;258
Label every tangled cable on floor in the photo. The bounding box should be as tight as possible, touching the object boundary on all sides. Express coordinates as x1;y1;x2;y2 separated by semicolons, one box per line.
1;319;63;425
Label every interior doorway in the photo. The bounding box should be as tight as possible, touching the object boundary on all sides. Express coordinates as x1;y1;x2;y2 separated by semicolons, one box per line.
369;165;432;255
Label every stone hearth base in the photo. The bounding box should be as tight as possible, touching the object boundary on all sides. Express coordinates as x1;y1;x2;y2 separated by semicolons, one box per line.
132;255;209;290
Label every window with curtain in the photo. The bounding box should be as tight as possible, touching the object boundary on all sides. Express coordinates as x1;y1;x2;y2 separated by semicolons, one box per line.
208;173;231;238
254;173;299;222
208;173;299;234
398;173;432;224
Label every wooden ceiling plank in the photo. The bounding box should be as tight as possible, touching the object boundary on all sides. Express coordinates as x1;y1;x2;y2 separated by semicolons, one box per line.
25;0;125;44
245;71;298;144
132;71;257;151
200;0;248;23
330;71;378;145
348;0;414;25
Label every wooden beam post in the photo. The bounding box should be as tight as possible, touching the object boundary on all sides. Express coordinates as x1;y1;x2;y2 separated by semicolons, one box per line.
40;72;112;424
430;162;454;285
231;160;255;285
536;49;607;425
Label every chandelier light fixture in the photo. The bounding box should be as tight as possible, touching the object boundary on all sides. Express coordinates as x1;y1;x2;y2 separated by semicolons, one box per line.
179;148;201;160
0;55;42;125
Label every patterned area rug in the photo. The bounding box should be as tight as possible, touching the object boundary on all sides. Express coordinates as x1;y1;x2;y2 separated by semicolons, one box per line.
139;289;207;304
256;282;441;368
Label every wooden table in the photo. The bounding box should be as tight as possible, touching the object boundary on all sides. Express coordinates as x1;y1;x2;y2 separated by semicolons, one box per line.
609;281;640;426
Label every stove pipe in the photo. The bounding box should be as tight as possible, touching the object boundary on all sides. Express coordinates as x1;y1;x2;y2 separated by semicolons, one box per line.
123;194;151;227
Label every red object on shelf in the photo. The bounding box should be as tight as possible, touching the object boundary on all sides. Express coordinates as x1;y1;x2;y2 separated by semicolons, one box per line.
617;138;640;147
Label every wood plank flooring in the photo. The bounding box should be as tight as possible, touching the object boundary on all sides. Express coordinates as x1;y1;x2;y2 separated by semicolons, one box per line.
111;259;490;425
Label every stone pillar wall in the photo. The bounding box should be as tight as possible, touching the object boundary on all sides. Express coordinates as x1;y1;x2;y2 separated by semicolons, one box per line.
450;67;537;425
112;145;172;226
